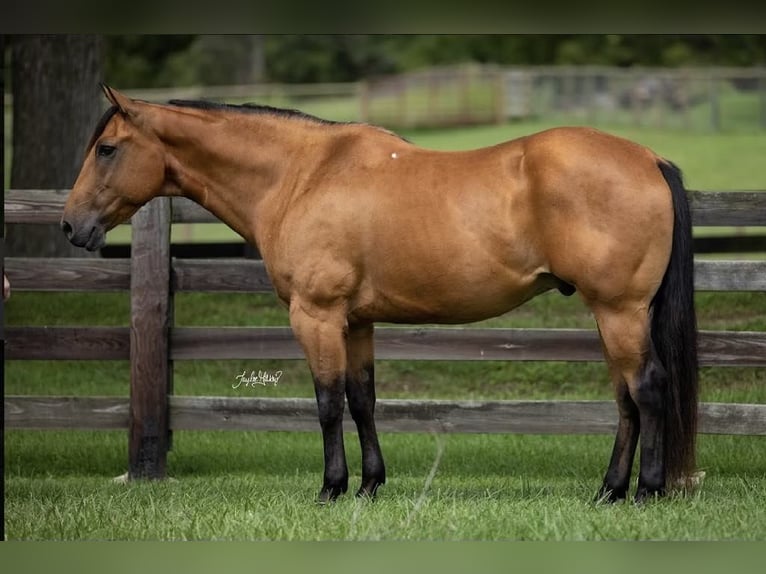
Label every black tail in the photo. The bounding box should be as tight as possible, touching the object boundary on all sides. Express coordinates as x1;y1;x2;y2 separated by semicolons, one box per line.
652;160;699;486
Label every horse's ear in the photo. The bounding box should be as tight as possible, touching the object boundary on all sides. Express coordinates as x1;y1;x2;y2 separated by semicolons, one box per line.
100;83;135;116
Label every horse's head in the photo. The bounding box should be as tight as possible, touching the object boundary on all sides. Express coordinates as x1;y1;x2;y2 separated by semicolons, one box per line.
61;85;167;251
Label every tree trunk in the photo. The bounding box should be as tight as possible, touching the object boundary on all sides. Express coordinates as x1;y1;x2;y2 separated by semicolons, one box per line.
6;34;104;257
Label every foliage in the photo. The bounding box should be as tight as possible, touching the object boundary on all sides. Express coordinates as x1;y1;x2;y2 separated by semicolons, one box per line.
100;35;766;88
104;35;196;88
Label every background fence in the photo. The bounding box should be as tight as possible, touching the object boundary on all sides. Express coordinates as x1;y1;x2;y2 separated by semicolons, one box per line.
4;188;766;478
8;65;764;133
364;65;766;130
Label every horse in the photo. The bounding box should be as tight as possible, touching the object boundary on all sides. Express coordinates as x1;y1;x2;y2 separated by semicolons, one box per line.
62;84;698;504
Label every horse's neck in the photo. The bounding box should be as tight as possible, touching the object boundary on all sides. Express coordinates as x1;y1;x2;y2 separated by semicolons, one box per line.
159;111;313;246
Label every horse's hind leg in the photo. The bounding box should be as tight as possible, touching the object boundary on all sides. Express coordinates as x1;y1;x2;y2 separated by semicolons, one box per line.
597;378;640;502
289;300;349;503
346;322;386;498
592;302;667;503
631;341;669;502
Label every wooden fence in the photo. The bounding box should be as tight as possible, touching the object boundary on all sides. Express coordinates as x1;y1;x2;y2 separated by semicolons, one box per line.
8;65;763;131
362;65;766;131
4;189;766;478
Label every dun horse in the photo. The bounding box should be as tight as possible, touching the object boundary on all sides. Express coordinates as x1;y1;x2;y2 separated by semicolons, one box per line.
63;85;698;503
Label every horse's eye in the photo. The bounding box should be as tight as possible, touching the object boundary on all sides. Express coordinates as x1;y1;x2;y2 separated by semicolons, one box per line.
96;144;116;158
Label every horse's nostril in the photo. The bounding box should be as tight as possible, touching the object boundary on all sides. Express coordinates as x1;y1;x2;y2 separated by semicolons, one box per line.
61;220;73;239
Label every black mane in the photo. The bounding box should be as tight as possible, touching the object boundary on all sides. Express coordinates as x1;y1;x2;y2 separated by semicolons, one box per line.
167;99;345;126
86;98;407;144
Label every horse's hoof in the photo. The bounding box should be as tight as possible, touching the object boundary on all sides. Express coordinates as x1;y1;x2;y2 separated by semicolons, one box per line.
634;486;665;504
595;485;627;504
355;480;383;501
316;484;347;505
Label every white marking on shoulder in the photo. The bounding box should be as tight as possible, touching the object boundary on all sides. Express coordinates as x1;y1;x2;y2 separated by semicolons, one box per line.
390;152;398;159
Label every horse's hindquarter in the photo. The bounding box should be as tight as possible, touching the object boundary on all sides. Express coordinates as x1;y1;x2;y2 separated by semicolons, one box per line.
521;127;674;304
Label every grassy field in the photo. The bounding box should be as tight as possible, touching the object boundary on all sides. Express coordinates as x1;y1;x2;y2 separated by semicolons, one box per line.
6;431;766;541
4;120;766;541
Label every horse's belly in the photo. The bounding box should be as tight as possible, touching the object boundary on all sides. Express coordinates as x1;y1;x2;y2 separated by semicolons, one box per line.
349;263;544;325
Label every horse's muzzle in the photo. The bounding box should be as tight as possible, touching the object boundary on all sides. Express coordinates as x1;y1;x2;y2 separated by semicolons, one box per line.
61;218;106;251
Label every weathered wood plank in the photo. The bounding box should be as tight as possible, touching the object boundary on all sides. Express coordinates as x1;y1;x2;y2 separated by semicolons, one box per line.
373;328;605;362
7;325;766;365
170;398;766;435
172;259;272;292
169;190;766;225
170;326;766;366
7;396;765;435
694;260;766;291
3;189;70;224
129;198;173;479
7;190;766;226
689;190;766;226
3;190;135;225
171;326;303;359
2;191;209;224
4;396;129;429
699;402;766;435
698;331;766;366
171;326;601;361
4;257;131;291
4;326;130;360
170;258;766;293
170;199;216;224
5;257;763;294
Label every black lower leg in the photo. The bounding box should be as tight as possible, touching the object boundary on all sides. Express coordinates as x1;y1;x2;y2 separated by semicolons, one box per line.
634;355;668;502
315;378;348;503
346;364;386;498
598;385;640;503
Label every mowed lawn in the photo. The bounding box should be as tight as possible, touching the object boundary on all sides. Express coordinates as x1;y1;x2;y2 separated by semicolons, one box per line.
4;120;766;541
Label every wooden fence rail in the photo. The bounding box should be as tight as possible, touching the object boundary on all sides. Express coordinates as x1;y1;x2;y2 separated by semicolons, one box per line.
6;189;766;226
4;188;766;478
5;257;766;293
5;326;766;365
6;396;766;435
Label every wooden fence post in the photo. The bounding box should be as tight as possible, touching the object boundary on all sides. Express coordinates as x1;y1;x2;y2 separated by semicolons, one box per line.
760;70;766;130
129;197;173;479
358;80;370;124
710;70;721;132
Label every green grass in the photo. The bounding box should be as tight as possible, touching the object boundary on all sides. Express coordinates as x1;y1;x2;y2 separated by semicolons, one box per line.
6;431;766;540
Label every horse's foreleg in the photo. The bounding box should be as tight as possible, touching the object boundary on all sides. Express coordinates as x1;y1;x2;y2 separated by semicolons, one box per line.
346;323;386;498
290;300;349;503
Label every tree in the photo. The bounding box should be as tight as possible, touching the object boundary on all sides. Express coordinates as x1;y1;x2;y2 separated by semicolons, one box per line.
6;34;104;257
